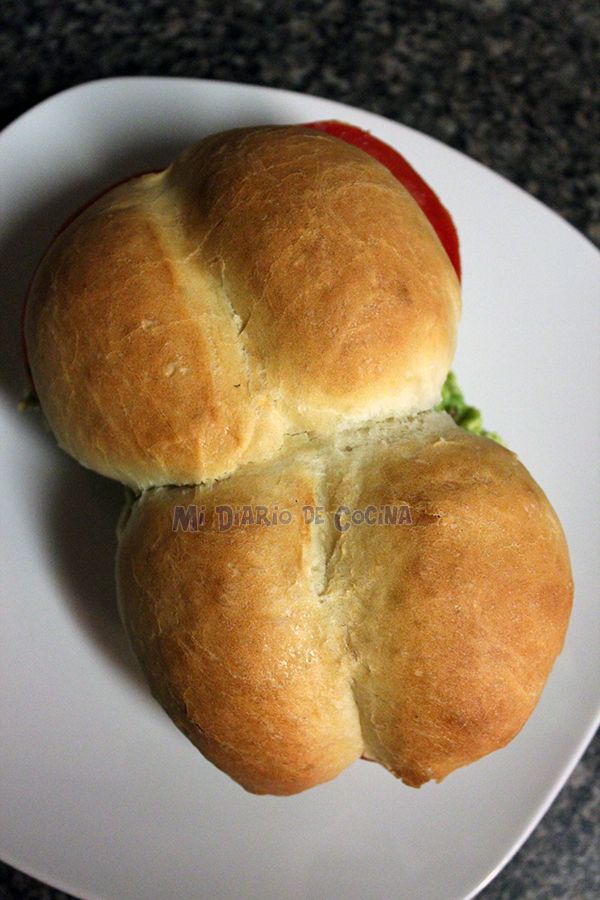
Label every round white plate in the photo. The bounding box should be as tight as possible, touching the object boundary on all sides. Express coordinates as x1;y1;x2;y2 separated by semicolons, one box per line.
1;77;598;900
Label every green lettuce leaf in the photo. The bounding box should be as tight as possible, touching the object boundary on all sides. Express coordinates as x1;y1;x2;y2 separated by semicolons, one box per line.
436;372;502;443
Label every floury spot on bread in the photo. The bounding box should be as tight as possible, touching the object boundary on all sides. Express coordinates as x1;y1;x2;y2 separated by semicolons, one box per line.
24;124;573;795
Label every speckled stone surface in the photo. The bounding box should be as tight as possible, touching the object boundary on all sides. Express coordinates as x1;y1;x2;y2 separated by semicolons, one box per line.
0;1;598;898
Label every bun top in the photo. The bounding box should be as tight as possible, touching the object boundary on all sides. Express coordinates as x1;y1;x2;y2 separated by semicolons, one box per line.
25;126;460;488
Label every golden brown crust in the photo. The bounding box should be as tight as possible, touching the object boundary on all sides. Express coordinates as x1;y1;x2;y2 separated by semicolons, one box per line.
25;126;459;487
168;127;460;417
116;414;573;794
24;172;284;487
117;457;363;795
336;418;573;786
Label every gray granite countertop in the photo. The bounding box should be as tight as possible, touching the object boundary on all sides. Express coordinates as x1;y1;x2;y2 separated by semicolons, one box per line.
0;1;598;898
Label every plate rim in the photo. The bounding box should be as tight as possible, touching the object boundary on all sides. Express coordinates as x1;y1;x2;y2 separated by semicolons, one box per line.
2;74;599;262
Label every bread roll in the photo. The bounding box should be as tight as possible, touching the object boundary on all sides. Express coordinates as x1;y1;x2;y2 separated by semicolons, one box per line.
25;123;571;795
24;126;459;488
116;413;572;795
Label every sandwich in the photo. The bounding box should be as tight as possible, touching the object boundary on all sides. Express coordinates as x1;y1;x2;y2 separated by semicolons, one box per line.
24;122;573;794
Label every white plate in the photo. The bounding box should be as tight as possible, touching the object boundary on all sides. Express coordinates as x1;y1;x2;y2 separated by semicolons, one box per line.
1;77;598;900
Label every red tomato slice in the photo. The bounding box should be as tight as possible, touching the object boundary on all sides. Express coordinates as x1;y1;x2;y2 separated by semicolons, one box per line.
305;120;461;280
